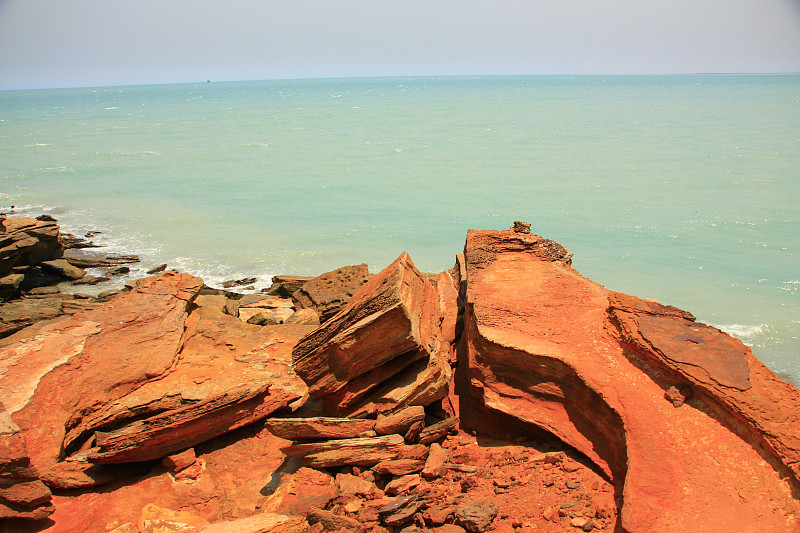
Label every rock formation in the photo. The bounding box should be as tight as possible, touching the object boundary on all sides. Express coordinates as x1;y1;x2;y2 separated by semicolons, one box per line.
291;263;372;322
292;253;454;417
0;272;309;499
1;217;799;533
459;226;800;532
0;217;62;279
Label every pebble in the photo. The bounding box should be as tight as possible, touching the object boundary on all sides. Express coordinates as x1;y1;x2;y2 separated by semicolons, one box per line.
571;517;588;528
566;480;581;490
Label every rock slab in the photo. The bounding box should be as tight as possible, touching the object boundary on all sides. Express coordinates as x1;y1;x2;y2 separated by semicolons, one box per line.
461;226;800;532
293;252;453;417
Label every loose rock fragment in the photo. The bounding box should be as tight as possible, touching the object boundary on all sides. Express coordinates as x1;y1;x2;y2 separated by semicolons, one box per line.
418;416;459;445
454;501;498;533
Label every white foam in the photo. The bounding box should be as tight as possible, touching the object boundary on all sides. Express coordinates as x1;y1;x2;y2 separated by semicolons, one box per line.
712;323;767;345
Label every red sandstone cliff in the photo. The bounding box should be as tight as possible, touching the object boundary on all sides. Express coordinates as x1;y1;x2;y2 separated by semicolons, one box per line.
1;219;799;532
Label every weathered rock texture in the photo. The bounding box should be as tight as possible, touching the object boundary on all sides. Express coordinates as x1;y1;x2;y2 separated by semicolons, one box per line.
36;425;301;533
460;227;800;532
61;248;139;268
0;405;53;520
291;263;371;322
2;220;799;533
292;253;454;417
0;217;62;278
0;271;309;498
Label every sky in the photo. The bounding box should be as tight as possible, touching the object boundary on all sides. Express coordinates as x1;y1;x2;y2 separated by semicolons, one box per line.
0;0;799;90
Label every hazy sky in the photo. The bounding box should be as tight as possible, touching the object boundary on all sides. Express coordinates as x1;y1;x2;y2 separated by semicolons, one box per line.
1;0;799;89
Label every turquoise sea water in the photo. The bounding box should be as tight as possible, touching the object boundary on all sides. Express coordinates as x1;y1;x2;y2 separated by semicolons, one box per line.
1;75;798;382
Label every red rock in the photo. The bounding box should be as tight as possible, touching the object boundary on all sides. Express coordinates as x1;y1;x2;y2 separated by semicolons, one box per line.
0;217;62;277
195;513;308;533
162;448;197;472
454;501;498;533
380;497;426;527
48;425;300;531
0;272;201;494
421;443;448;478
1;271;310;503
284;308;320;326
240;306;294;325
0;408;53;520
335;473;376;498
384;474;420;495
138;503;210;530
173;458;205;481
306;507;362;531
63;306;307;466
423;505;456;526
404;420;425;443
283;434;404;458
461;227;800;531
293;253;453;417
282;434;424;468
0;296;64;337
40;259;85;280
240;295;294;308
374;405;425;435
372;459;425;476
608;290;800;483
62;248;139;268
264;275;313;298
434;525;466;533
292;263;371;322
435;269;460;365
663;384;692;407
260;466;336;517
0;273;24;301
265;417;376;440
418;417;459;445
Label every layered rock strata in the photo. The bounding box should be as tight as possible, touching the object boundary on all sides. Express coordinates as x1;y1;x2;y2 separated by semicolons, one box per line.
0;272;309;498
292;253;454;417
0;217;62;279
460;226;800;532
1;218;799;533
291;263;371;322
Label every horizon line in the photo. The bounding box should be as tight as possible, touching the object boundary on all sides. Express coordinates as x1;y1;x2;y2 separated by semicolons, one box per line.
3;71;800;92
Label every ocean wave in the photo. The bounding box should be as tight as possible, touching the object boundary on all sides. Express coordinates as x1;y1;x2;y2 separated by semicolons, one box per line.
100;151;159;157
1;204;61;216
239;143;270;148
711;323;767;345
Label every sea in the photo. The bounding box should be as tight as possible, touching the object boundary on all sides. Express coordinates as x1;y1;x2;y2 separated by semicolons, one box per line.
1;75;798;383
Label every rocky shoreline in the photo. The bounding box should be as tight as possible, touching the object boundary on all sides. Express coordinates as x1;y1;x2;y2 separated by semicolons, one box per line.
1;215;799;533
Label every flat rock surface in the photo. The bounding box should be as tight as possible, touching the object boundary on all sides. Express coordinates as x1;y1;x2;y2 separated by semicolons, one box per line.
462;227;800;532
264;416;376;440
61;248;139;268
608;290;800;482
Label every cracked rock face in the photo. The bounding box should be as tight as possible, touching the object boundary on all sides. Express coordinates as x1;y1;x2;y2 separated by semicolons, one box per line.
461;228;800;532
292;252;454;417
0;272;309;496
0;217;63;279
